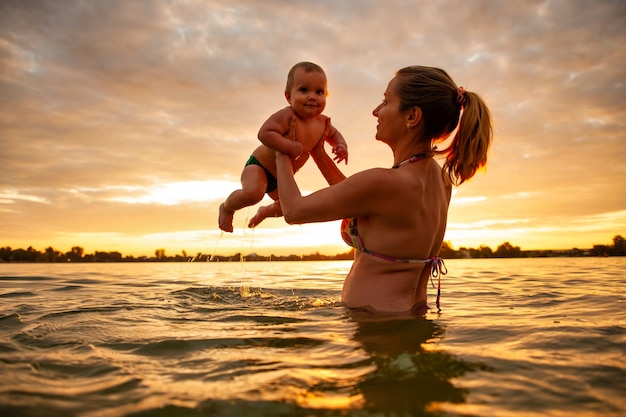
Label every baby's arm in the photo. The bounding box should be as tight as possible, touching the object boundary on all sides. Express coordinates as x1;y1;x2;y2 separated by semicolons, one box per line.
324;121;348;164
258;108;303;159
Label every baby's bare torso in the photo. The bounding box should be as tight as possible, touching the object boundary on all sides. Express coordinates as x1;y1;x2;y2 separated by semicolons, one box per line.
252;114;328;176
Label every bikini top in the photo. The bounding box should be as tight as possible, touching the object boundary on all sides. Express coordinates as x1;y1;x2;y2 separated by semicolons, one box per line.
339;151;447;309
340;217;446;274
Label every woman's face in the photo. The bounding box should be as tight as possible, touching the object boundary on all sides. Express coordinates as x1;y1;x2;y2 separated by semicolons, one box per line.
372;76;407;143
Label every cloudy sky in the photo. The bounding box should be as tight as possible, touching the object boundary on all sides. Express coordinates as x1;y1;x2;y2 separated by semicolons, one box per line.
1;0;625;257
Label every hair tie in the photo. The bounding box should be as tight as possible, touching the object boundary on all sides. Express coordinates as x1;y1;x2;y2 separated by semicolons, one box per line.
456;86;466;105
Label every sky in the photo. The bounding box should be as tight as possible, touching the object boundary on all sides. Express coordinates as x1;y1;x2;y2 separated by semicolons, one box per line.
1;0;625;258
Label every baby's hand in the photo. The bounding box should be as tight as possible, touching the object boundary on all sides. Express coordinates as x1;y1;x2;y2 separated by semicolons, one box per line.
332;143;348;164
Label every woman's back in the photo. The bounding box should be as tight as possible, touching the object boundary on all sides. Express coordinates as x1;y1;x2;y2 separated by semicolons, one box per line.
357;157;451;260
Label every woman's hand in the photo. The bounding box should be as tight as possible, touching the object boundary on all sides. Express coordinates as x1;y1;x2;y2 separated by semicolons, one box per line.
282;116;303;159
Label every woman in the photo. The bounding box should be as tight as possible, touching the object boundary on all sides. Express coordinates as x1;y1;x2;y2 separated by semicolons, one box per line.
275;66;493;314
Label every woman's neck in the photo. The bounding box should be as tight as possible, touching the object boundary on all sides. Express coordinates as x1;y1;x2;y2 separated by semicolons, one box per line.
392;142;432;168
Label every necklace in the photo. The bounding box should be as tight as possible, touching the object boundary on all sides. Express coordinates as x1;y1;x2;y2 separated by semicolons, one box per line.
392;152;428;169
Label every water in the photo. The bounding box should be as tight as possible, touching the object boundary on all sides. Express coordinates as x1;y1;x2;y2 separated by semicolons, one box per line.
0;258;624;417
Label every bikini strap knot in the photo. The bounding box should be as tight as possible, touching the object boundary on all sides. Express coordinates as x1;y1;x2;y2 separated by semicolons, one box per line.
429;256;447;312
429;256;447;279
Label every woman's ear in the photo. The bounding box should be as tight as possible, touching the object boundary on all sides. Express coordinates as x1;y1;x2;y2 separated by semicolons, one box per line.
406;106;422;129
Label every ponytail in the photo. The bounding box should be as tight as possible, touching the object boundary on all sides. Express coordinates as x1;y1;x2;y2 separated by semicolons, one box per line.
442;91;493;185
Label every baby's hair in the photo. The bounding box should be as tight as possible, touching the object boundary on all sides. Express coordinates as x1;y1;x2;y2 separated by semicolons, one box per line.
285;62;326;94
395;66;493;185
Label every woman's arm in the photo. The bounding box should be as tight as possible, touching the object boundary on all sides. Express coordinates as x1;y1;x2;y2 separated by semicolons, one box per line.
310;136;346;186
277;151;395;224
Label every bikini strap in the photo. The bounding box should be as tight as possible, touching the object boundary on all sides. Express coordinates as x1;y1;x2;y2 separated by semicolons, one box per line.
365;251;447;311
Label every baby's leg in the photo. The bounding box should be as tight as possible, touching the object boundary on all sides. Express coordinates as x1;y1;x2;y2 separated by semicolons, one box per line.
219;166;267;232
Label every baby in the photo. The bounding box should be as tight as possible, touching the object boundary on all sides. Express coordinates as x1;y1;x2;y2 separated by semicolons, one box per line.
218;62;348;232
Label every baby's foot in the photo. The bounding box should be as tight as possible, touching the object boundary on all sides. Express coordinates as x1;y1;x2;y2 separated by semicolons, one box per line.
248;205;270;228
248;204;278;228
218;203;234;232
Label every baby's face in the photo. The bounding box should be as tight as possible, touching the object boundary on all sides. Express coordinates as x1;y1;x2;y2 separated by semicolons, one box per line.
286;68;327;119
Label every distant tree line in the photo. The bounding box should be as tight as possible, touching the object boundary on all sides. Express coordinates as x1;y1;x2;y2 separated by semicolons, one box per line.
197;250;355;263
0;246;355;263
0;235;623;263
439;235;625;259
0;246;189;263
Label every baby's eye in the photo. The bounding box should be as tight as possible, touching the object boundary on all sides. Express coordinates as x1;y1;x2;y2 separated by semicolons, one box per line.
299;87;308;93
316;89;325;95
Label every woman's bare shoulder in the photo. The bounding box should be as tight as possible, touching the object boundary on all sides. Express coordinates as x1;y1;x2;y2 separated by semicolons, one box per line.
337;167;404;198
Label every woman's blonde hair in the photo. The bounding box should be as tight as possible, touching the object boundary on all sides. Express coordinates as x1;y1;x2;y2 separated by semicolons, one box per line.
395;66;493;185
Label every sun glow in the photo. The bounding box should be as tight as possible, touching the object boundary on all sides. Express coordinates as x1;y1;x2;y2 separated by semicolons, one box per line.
109;180;238;205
